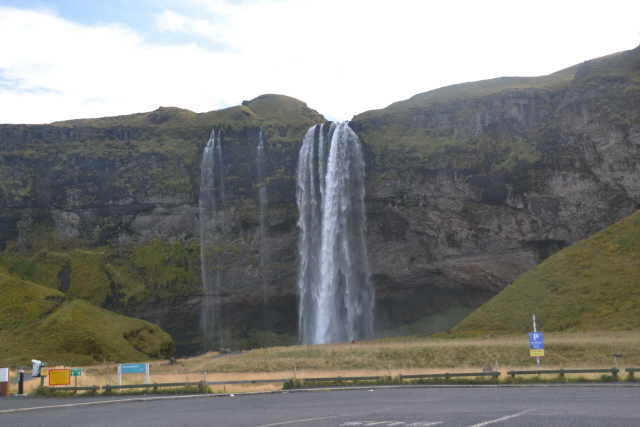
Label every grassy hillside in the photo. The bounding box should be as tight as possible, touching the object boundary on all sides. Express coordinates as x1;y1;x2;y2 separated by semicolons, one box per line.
0;239;201;307
0;268;175;366
355;47;639;126
453;210;640;335
352;46;640;172
53;93;324;143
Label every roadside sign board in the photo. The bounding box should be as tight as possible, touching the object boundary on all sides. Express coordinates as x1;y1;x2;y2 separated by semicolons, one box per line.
48;369;71;386
118;363;150;385
529;331;544;358
528;332;544;350
70;368;82;377
120;363;146;374
0;368;8;397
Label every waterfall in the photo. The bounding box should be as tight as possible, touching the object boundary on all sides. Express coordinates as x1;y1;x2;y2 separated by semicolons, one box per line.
296;122;374;344
256;128;269;314
199;128;225;350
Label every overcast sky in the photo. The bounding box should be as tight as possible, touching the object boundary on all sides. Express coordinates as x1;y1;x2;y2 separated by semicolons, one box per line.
1;0;638;124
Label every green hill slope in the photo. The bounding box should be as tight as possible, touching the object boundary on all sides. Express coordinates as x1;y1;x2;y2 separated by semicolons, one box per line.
453;210;640;334
0;269;174;366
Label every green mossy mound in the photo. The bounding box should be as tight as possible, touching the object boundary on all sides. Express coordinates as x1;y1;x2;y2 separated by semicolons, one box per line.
0;239;201;307
0;269;174;366
453;210;640;335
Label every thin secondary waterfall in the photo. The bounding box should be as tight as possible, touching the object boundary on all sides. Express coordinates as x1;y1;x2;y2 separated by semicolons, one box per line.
256;128;269;312
296;122;374;344
199;128;225;350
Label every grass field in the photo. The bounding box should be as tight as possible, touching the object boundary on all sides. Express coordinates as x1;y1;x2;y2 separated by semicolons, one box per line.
8;330;638;394
454;210;640;334
178;331;640;373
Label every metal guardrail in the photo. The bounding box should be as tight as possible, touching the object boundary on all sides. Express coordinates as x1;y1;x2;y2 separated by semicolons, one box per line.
296;376;384;383
103;381;203;392
101;378;290;392
400;372;500;380
507;368;619;378
207;379;289;385
39;367;639;394
43;386;99;392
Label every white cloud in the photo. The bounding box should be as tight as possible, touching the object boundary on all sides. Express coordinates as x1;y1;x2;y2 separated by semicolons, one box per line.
1;1;639;123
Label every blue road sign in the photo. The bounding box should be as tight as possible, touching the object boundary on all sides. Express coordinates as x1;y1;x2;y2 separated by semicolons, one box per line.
528;332;544;350
120;363;146;374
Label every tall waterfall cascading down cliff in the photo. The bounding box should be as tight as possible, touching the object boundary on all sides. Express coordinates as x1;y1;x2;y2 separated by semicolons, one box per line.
256;128;269;320
296;122;374;344
199;128;225;350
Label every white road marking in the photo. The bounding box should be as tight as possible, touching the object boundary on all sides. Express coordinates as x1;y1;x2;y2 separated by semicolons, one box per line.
468;409;533;427
341;422;441;427
257;415;341;426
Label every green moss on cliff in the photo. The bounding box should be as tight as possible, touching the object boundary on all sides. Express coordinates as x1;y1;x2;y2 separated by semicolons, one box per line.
0;269;174;365
0;239;201;307
454;210;640;334
130;239;201;299
354;47;640;182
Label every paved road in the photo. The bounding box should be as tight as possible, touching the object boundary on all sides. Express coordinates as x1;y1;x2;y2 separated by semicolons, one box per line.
1;386;639;426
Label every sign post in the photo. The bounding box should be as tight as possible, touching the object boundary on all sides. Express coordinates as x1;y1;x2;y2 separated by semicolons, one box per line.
70;368;82;387
529;314;544;366
18;369;24;395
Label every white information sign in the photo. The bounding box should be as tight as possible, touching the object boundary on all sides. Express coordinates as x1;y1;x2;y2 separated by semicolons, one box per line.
0;368;8;382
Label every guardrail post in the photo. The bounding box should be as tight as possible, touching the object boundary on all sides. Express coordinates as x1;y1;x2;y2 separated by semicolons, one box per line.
559;369;565;379
18;369;24;395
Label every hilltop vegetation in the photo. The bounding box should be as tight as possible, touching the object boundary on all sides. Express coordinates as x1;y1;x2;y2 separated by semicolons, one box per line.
52;93;323;142
0;267;174;366
352;46;640;173
454;210;640;334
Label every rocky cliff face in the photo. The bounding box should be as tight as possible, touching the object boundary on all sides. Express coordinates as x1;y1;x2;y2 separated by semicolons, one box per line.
0;95;324;353
351;47;640;332
1;48;639;354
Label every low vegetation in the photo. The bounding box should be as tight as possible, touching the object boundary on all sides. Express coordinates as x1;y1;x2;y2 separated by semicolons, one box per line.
169;331;640;374
0;268;174;366
454;210;640;334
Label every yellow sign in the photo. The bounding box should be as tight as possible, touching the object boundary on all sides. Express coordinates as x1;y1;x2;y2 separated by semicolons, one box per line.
48;369;71;386
530;349;545;357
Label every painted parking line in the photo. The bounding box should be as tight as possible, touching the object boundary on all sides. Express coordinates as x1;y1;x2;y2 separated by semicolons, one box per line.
257;415;342;426
340;422;442;426
468;409;533;427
